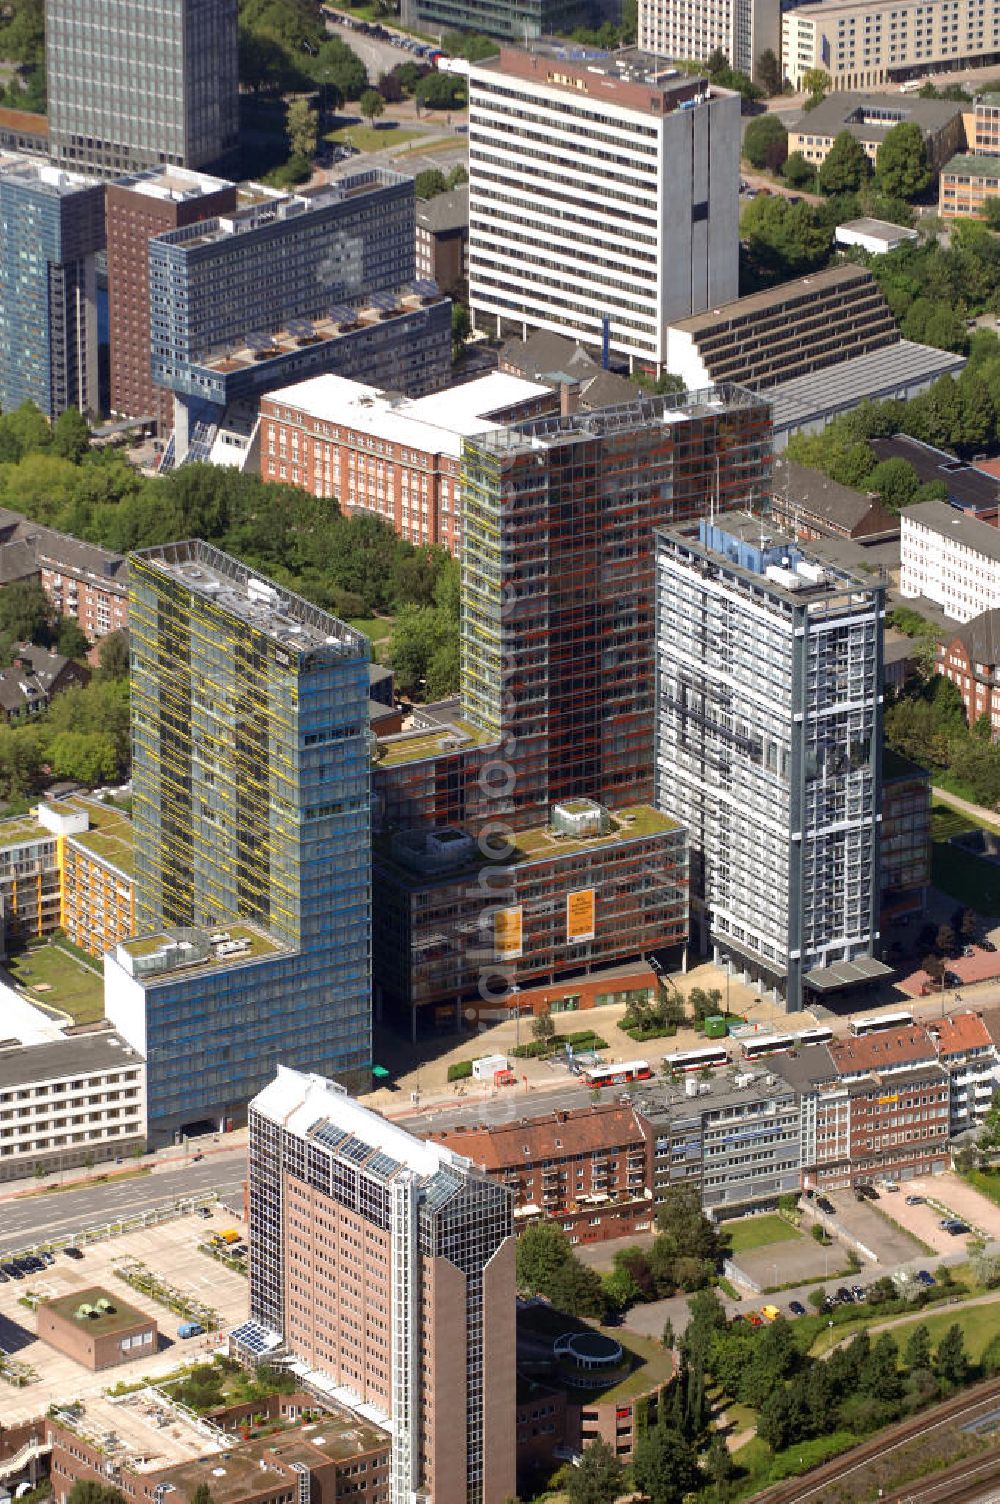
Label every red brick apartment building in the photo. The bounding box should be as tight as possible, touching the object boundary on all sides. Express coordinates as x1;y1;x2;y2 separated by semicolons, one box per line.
106;166;237;432
259;370;555;553
246;1067;516;1504
937;609;1000;739
779;1026;951;1189
0;508;127;641
430;1103;654;1244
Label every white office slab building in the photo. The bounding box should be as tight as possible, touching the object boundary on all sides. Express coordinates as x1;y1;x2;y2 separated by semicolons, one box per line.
654;515;886;1013
468;46;740;376
639;0;780;81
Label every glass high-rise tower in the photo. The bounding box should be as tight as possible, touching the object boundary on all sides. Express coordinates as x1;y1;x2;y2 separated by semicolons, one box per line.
104;542;372;1145
46;0;239;176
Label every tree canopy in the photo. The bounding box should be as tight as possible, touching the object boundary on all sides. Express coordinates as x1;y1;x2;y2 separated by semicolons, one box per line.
743;115;787;172
818;131;870;195
876;121;931;200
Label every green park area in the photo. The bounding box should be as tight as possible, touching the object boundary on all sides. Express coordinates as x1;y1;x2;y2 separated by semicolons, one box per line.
327;122;426;153
726;1215;802;1255
930;800;1000;914
7;941;104;1024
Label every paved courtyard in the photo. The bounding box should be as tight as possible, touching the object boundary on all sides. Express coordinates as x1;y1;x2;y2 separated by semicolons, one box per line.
0;1210;249;1423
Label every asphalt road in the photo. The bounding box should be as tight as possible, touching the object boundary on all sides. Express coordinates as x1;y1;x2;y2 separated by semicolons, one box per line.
1;1150;247;1251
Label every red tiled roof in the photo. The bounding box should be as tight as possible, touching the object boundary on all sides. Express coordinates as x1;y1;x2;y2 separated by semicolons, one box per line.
926;1010;994;1058
427;1103;645;1173
0;106;48;136
829;1025;936;1075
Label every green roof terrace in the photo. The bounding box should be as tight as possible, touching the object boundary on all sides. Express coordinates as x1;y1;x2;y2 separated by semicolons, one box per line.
373;716;494;768
375;804;682;886
116;922;284;983
42;1285;152;1338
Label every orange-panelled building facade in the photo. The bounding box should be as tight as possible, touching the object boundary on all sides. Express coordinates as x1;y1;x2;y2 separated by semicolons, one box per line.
0;795;133;958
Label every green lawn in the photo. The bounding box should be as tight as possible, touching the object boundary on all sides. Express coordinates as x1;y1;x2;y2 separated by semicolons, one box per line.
8;943;104;1024
726;1214;802;1254
930;799;1000;914
884;1298;1000;1362
348;615;395;644
964;1169;1000;1207
327;123;426;153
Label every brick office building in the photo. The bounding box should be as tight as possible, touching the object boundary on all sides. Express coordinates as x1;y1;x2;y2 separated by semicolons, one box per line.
775;1026;951;1188
45;1392;390;1504
937;610;1000;738
259;371;553;553
429;1103;654;1244
107;166;237;432
245;1067;516;1504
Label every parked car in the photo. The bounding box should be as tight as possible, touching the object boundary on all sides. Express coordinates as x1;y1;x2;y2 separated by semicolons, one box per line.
746;1313;764;1327
177;1321;204;1339
198;1206;213;1219
884;1183;899;1193
760;1305;780;1322
817;1196;835;1214
983;938;997;952
905;1195;925;1206
1;1261;23;1278
0;1269;7;1282
836;1286;853;1304
947;1221;970;1236
63;1246;84;1259
964;946;976;958
945;971;962;986
916;1269;935;1286
40;1251;54;1265
851;1285;865;1302
789;1300;806;1316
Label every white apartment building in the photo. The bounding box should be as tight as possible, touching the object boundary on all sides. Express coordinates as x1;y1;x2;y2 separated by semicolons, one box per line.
467;47;740;375
654;515;885;1013
926;1012;1000;1135
0;1030;146;1182
783;0;1000;92
639;0;780;81
900;499;1000;622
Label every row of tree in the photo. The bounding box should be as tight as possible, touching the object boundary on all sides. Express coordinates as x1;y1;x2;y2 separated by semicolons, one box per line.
745;115;932;201
0;406;462;708
516;1188;728;1320
787;332;1000;506
886;673;1000;809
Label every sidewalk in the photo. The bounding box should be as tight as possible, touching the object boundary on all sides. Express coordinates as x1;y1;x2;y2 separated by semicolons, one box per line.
933;784;1000;832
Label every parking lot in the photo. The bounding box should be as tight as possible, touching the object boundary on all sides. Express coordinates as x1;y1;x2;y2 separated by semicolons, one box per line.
876;1172;1000;1251
0;1210;249;1423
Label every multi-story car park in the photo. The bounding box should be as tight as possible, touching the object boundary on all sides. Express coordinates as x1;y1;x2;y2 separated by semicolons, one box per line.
467;47;740;376
654;515;886;1013
0;1030;144;1183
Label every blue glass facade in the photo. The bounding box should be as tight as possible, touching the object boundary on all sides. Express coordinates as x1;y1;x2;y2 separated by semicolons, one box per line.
111;542;372;1143
0;161;105;418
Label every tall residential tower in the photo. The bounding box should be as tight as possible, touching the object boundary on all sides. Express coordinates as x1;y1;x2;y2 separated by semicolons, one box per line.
654;514;886;1011
245;1066;515;1504
45;0;239;175
104;543;371;1144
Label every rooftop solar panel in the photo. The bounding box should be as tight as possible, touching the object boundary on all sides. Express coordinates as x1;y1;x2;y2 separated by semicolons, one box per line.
367;1150;402;1180
411;278;439;298
329;303;358;325
370;292;398;312
287;318;315;338
341;1134;372;1164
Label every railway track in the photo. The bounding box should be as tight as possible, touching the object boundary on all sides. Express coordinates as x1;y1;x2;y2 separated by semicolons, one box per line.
749;1377;1000;1504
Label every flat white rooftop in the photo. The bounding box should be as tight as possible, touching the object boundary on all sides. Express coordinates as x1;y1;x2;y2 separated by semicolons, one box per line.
263;371;553;459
